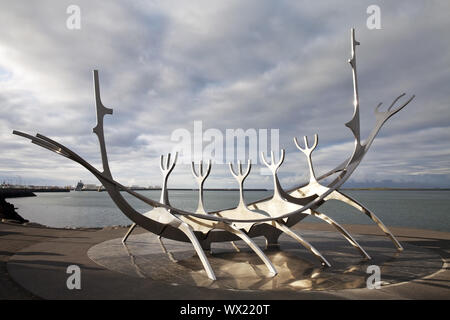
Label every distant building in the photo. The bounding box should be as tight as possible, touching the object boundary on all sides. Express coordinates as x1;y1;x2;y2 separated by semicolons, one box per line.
75;180;100;191
75;180;84;191
82;184;98;190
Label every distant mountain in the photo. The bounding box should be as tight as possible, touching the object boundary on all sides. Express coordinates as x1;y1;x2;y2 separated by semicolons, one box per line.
342;177;450;189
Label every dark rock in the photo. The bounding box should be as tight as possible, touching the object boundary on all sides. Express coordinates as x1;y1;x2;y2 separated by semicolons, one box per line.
0;189;36;198
0;197;29;223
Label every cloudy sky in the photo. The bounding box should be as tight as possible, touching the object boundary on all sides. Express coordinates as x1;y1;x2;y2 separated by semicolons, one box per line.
0;0;449;189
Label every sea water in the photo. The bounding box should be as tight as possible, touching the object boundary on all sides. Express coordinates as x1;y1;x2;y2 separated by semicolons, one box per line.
8;190;450;232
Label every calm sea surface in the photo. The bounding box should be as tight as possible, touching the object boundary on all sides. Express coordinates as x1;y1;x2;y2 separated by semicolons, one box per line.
8;190;450;232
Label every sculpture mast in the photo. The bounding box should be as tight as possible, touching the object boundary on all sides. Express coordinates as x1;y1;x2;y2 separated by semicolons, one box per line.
93;70;114;179
345;28;362;155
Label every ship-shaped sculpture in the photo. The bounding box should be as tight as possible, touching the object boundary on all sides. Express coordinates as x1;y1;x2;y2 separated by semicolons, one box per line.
13;29;414;280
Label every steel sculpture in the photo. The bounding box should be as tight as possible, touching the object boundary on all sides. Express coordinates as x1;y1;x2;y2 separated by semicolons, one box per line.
13;29;414;281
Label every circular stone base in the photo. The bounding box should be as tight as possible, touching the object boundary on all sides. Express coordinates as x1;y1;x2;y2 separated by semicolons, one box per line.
87;230;443;292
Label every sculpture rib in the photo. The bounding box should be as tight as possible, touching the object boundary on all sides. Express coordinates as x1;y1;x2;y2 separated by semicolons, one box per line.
179;159;278;276
223;159;329;266
258;147;369;259
311;210;371;259
325;191;403;250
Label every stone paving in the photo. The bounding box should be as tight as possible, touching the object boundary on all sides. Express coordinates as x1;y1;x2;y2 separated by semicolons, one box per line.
1;221;449;299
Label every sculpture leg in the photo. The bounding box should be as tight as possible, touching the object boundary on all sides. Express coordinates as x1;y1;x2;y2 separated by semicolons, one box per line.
230;241;241;252
157;235;178;263
264;228;283;249
122;243;146;278
273;221;331;267
178;222;216;280
226;225;278;276
326;190;403;251
311;210;371;259
122;223;137;243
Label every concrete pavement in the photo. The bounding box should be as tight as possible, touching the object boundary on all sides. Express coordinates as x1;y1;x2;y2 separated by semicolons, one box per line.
1;221;449;299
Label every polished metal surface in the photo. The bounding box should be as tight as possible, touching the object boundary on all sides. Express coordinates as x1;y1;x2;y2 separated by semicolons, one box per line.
13;28;415;281
88;231;442;291
191;160;211;214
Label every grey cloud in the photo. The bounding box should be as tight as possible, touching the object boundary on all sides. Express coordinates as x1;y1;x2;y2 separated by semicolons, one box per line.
0;0;449;188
